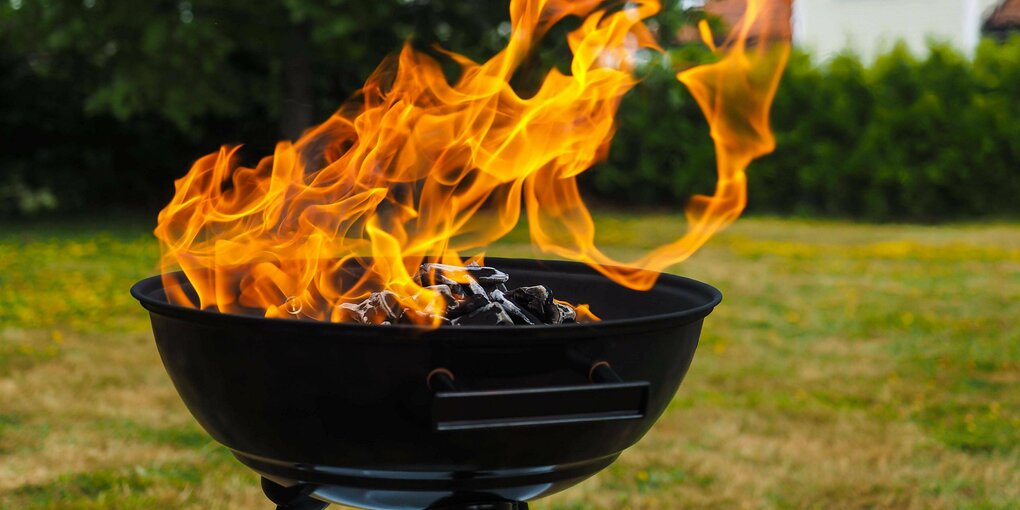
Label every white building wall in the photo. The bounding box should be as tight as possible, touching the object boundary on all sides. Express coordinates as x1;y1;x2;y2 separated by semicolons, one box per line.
792;0;1002;62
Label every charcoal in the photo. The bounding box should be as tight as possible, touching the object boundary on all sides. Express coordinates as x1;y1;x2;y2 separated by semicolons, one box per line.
426;284;455;305
462;261;510;285
490;289;542;325
340;263;591;327
451;302;514;326
413;263;460;286
417;261;509;284
548;301;577;324
397;308;452;326
437;273;466;289
415;284;456;314
370;290;402;322
444;282;468;300
445;293;491;320
336;302;368;324
504;285;555;322
415;262;508;295
418;270;482;297
463;278;488;297
337;290;402;324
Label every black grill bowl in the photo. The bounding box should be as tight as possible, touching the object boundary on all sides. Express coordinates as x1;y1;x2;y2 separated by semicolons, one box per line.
131;258;721;510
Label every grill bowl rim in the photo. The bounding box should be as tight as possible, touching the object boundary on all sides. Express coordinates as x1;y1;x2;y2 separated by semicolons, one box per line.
131;257;722;341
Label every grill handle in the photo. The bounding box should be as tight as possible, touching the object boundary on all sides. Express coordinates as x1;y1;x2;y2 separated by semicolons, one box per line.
428;364;649;432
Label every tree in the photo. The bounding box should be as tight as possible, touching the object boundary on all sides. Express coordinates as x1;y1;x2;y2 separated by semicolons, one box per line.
1;0;705;214
0;0;515;138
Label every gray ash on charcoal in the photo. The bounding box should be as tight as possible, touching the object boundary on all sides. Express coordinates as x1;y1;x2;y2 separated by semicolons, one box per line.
335;262;585;326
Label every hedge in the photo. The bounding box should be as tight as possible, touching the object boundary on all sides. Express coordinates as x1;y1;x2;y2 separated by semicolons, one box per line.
589;37;1020;221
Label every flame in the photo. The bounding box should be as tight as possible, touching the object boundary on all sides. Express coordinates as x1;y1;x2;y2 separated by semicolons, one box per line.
155;0;789;324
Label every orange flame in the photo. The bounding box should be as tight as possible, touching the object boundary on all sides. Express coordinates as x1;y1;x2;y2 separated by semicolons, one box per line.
155;0;789;324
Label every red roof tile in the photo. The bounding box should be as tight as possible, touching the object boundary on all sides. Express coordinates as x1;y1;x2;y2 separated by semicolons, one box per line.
985;0;1020;30
678;0;792;44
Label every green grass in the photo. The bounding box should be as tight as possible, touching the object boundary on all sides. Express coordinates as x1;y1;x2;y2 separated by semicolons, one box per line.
0;215;1017;509
9;463;204;509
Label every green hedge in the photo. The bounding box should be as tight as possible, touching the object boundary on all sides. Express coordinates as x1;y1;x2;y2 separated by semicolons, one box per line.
590;37;1020;221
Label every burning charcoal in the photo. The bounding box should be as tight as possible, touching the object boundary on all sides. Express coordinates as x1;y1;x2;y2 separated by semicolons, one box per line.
413;263;459;286
548;301;577;324
418;261;509;285
451;302;514;326
415;262;505;296
428;271;481;297
463;262;509;286
336;302;369;324
504;285;555;322
339;290;404;324
341;264;596;327
425;285;455;306
462;277;487;297
445;293;491;320
415;270;455;289
413;284;456;315
397;308;452;326
371;290;403;322
490;289;542;325
443;282;467;300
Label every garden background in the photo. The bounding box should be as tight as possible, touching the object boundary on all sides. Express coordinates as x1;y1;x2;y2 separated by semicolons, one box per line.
1;1;1017;509
3;1;1020;220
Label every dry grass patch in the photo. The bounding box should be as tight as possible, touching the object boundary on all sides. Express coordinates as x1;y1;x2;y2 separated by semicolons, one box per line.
1;216;1018;509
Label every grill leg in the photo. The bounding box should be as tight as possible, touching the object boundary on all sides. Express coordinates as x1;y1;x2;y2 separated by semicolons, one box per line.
261;477;329;510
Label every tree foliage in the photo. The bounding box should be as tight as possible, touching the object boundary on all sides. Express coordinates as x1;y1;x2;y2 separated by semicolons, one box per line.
0;0;513;211
1;1;1018;220
0;0;510;132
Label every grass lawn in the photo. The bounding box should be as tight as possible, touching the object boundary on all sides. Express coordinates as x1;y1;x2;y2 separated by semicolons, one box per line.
0;215;1017;509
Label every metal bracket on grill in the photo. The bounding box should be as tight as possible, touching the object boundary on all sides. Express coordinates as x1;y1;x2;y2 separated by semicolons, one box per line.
427;362;649;432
